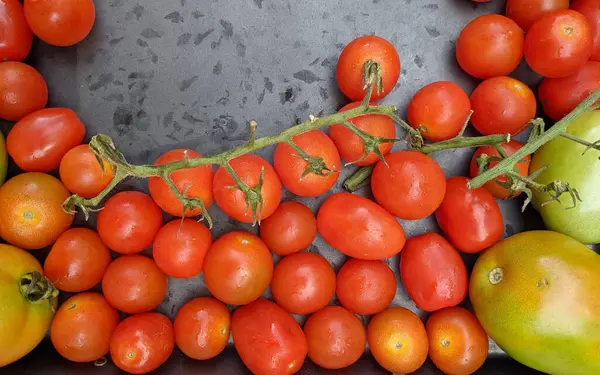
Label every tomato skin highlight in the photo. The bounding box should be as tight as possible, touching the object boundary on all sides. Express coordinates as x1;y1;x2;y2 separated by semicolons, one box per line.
0;61;48;121
259;201;317;256
59;144;114;198
505;0;569;32
0;0;33;61
572;0;600;62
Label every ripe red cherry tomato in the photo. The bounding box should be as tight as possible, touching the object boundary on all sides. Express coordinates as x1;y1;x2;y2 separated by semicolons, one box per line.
400;233;468;312
505;0;569;32
0;0;33;61
60;144;114;198
470;76;537;136
436;177;503;253
336;36;401;102
456;14;524;79
259;201;317;256
371;151;446;220
572;0;600;62
0;62;48;121
524;10;593;78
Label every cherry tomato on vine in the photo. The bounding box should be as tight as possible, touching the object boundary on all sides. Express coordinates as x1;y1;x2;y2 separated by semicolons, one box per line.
505;0;569;32
0;62;48;121
572;0;600;62
0;0;33;61
259;201;317;256
60;144;114;198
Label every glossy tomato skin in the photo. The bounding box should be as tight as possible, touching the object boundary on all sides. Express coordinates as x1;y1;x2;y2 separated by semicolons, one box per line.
330;102;396;166
436;177;503;253
8;108;85;172
59;144;114;198
0;62;48;121
371;151;446;220
232;298;307;375
336;36;400;102
572;0;600;62
0;0;33;61
51;293;120;363
400;233;468;312
148;149;214;217
317;192;406;260
456;15;524;79
259;201;317;256
505;0;569;32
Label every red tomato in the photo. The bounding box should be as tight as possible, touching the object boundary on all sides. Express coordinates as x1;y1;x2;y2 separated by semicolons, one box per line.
152;219;212;279
371;151;446;220
174;297;230;360
213;154;282;223
203;231;273;305
7;108;85;172
304;306;366;370
110;312;174;375
44;228;111;292
336;35;401;102
102;255;168;314
330;102;396;166
317;193;405;260
407;81;471;142
505;0;569;32
435;177;503;254
0;0;33;61
148;149;214;217
0;62;47;121
271;252;336;315
259;201;317;256
97;191;163;254
469;140;531;199
572;0;600;62
470;76;537;136
23;0;95;47
524;10;593;78
232;298;307;375
456;15;524;79
336;259;396;315
51;293;120;363
59;144;114;198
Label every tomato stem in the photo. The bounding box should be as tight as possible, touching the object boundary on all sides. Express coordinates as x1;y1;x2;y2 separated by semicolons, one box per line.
19;272;58;311
559;132;600;158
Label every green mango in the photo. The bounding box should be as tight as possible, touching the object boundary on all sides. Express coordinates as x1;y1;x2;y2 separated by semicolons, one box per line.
0;130;6;186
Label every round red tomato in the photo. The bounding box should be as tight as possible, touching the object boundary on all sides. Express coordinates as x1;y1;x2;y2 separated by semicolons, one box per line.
271;252;336;315
524;10;593;78
97;191;163;254
435;177;503;254
0;62;48;121
152;219;212;279
572;0;600;62
407;81;471;142
330;102;396;166
110;312;174;375
213;154;282;223
470;76;537;136
44;228;111;292
456;14;524;79
102;254;168;314
259;201;317;256
0;0;33;61
148;149;214;217
506;0;569;32
59;144;114;198
336;35;400;102
336;259;396;316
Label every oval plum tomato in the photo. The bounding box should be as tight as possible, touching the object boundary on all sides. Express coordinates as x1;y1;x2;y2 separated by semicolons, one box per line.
436;177;503;254
400;233;468;312
271;252;336;315
407;81;471;142
59;144;114;198
23;0;95;47
102;255;168;314
336;36;400;102
456;14;524;79
304;306;366;370
203;231;273;305
336;259;396;315
368;307;429;374
330;102;396;166
0;62;48;121
470;76;537;136
0;173;73;250
213;154;282;223
8;108;86;172
110;312;174;375
426;307;489;375
469;140;531;199
50;293;119;363
572;0;600;62
44;228;111;292
371;151;446;220
524;10;593;78
259;201;317;256
317;193;406;260
152;219;212;279
96;191;163;254
0;0;33;61
273;130;340;197
232;298;307;375
505;0;569;32
148;149;214;217
174;297;230;360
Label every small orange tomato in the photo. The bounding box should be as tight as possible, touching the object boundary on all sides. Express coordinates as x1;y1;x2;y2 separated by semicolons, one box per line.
59;144;114;198
259;201;317;256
